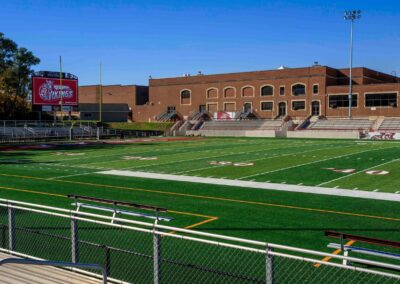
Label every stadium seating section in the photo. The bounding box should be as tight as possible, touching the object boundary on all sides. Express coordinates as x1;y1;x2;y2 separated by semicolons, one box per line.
378;118;400;131
308;119;373;131
201;120;283;131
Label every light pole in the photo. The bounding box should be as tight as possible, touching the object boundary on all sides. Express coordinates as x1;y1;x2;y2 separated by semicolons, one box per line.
344;10;361;119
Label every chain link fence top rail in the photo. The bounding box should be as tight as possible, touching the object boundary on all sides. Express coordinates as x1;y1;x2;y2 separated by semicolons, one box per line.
0;199;399;284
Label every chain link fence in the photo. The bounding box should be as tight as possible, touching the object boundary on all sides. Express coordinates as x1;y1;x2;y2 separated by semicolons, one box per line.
0;200;399;283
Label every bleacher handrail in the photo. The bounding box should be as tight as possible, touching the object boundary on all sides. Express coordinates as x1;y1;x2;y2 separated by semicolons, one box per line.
1;198;400;277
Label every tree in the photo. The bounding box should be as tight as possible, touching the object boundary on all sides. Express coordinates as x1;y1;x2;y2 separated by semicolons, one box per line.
0;32;40;119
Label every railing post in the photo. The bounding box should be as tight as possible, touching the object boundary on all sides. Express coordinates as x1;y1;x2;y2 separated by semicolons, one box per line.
104;245;111;277
266;244;275;284
71;215;79;263
153;227;161;284
8;206;15;251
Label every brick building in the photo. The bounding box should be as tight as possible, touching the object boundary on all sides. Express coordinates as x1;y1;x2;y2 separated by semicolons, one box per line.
79;65;400;122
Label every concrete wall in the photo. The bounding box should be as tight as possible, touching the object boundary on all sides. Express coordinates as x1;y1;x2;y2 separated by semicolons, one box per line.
287;130;360;139
187;130;277;137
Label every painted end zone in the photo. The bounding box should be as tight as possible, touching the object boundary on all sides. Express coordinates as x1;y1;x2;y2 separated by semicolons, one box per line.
97;170;400;202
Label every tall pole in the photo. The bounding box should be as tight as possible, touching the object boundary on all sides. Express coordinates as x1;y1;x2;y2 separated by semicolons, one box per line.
59;56;63;122
99;62;103;123
344;10;361;119
348;20;354;118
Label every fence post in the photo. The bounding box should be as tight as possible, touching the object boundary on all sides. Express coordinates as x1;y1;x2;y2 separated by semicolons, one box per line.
8;206;15;251
266;244;275;284
71;215;79;263
153;228;161;284
104;245;111;277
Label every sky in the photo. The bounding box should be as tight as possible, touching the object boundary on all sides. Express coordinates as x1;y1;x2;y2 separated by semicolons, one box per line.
1;0;399;85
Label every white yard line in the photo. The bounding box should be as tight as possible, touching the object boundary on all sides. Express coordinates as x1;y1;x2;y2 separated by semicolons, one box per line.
97;170;400;202
238;146;393;180
317;158;400;186
47;172;93;180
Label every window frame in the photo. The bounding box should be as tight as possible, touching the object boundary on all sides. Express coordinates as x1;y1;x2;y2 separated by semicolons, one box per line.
180;89;191;105
206;87;219;99
260;84;274;97
291;83;307;96
260;101;274;111
223;86;236;98
328;94;359;109
364;92;398;108
241;85;255;97
291;100;306;111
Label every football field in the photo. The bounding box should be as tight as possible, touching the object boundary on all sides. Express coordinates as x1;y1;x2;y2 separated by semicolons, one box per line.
0;137;400;255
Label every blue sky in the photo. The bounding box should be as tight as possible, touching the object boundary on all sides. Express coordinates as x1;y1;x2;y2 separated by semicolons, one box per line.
1;0;399;85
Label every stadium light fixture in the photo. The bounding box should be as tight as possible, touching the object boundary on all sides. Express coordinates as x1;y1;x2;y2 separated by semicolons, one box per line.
344;10;362;119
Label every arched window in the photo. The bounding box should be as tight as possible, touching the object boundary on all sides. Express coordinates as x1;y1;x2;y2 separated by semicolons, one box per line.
180;90;191;105
224;87;235;98
206;88;218;99
292;84;306;96
261;85;274;96
242;86;254;97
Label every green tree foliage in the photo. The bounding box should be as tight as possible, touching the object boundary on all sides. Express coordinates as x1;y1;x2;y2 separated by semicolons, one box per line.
0;32;40;118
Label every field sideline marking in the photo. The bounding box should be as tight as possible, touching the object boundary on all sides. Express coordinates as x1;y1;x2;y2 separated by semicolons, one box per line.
1;173;399;222
46;172;94;180
317;158;400;187
0;182;218;230
314;240;356;267
238;146;397;180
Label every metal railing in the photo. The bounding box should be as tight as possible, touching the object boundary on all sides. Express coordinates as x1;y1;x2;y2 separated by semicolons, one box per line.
0;258;107;284
0;199;399;283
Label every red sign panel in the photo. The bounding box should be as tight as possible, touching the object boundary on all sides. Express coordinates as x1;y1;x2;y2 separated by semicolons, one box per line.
32;77;78;106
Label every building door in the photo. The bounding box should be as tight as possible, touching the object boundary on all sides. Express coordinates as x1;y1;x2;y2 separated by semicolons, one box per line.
278;102;286;116
167;106;176;113
311;101;320;116
199;105;206;112
243;103;252;113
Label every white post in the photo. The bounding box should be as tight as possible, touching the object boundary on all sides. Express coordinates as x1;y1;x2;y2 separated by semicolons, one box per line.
8;207;15;251
266;244;275;284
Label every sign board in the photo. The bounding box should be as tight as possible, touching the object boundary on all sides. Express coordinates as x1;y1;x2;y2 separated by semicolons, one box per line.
32;77;78;106
367;132;400;140
213;112;236;120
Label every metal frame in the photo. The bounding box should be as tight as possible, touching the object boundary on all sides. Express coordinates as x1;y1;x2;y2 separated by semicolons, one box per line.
1;198;399;283
0;258;107;284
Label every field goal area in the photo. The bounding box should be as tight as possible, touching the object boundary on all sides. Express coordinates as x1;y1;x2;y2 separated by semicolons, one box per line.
0;198;399;284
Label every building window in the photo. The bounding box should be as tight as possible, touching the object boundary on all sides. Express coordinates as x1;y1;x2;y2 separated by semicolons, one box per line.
206;88;218;99
365;93;397;107
207;103;218;112
242;86;254;97
292;84;306;96
224;102;236;112
329;94;358;108
279;86;285;96
313;84;319;95
261;85;274;96
292;101;306;110
180;90;191;105
224;87;235;98
261;102;273;111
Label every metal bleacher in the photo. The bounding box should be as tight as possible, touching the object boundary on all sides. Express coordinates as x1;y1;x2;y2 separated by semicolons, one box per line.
308;118;373;131
378;118;400;131
201;119;283;131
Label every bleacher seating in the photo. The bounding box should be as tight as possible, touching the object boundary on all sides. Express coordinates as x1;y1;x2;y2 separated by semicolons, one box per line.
378;118;400;131
201;120;283;131
308;118;373;131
